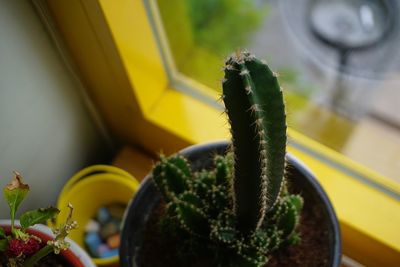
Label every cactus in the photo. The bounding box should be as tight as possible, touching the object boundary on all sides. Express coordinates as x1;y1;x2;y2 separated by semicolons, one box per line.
152;51;303;267
223;50;287;233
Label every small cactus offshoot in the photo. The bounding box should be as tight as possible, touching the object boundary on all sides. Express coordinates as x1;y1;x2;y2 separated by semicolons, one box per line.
153;51;303;267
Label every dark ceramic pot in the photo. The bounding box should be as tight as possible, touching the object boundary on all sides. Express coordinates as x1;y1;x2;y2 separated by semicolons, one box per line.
120;141;341;267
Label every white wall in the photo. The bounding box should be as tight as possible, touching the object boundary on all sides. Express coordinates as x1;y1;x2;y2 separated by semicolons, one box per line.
0;0;111;216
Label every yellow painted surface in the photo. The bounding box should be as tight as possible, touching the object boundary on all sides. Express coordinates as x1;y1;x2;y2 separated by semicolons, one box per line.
47;0;144;144
97;0;168;113
146;88;228;143
289;129;400;195
46;0;400;265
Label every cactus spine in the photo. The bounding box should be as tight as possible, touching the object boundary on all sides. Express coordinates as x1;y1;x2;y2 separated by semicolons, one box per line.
152;51;303;267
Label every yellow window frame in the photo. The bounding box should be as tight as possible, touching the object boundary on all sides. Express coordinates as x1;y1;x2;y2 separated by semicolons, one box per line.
47;0;400;265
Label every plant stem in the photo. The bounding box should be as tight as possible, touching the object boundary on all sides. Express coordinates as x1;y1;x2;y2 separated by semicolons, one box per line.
23;245;53;267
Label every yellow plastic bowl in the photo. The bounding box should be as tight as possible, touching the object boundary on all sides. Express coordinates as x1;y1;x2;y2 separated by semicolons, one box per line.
57;165;139;267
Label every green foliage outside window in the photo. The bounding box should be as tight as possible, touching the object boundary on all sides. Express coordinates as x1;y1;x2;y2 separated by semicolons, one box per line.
157;0;268;89
185;0;267;55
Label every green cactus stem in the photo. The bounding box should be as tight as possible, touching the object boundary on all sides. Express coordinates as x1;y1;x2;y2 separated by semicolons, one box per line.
222;50;287;233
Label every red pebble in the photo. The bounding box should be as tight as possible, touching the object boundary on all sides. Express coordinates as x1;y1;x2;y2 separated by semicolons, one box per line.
7;238;41;257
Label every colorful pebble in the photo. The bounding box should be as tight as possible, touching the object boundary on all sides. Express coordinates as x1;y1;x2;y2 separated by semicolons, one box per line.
84;202;126;259
97;244;110;255
107;234;120;249
85;219;100;232
96;207;111;224
107;203;126;218
85;232;102;257
100;248;119;258
100;222;119;240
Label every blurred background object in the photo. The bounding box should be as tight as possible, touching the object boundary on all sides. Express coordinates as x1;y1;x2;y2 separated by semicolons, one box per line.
280;0;399;120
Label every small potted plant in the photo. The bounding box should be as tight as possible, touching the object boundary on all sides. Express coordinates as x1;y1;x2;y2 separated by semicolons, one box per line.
120;51;341;266
0;172;95;267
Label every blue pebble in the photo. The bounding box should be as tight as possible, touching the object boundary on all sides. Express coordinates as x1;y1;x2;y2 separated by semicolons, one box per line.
100;248;119;258
97;244;110;255
96;207;111;224
85;232;102;257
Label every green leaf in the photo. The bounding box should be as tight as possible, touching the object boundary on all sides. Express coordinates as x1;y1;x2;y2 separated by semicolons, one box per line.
3;172;30;227
0;239;8;252
0;227;5;238
20;207;60;229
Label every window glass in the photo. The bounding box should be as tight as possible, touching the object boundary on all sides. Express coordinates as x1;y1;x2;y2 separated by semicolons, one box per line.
153;0;400;184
